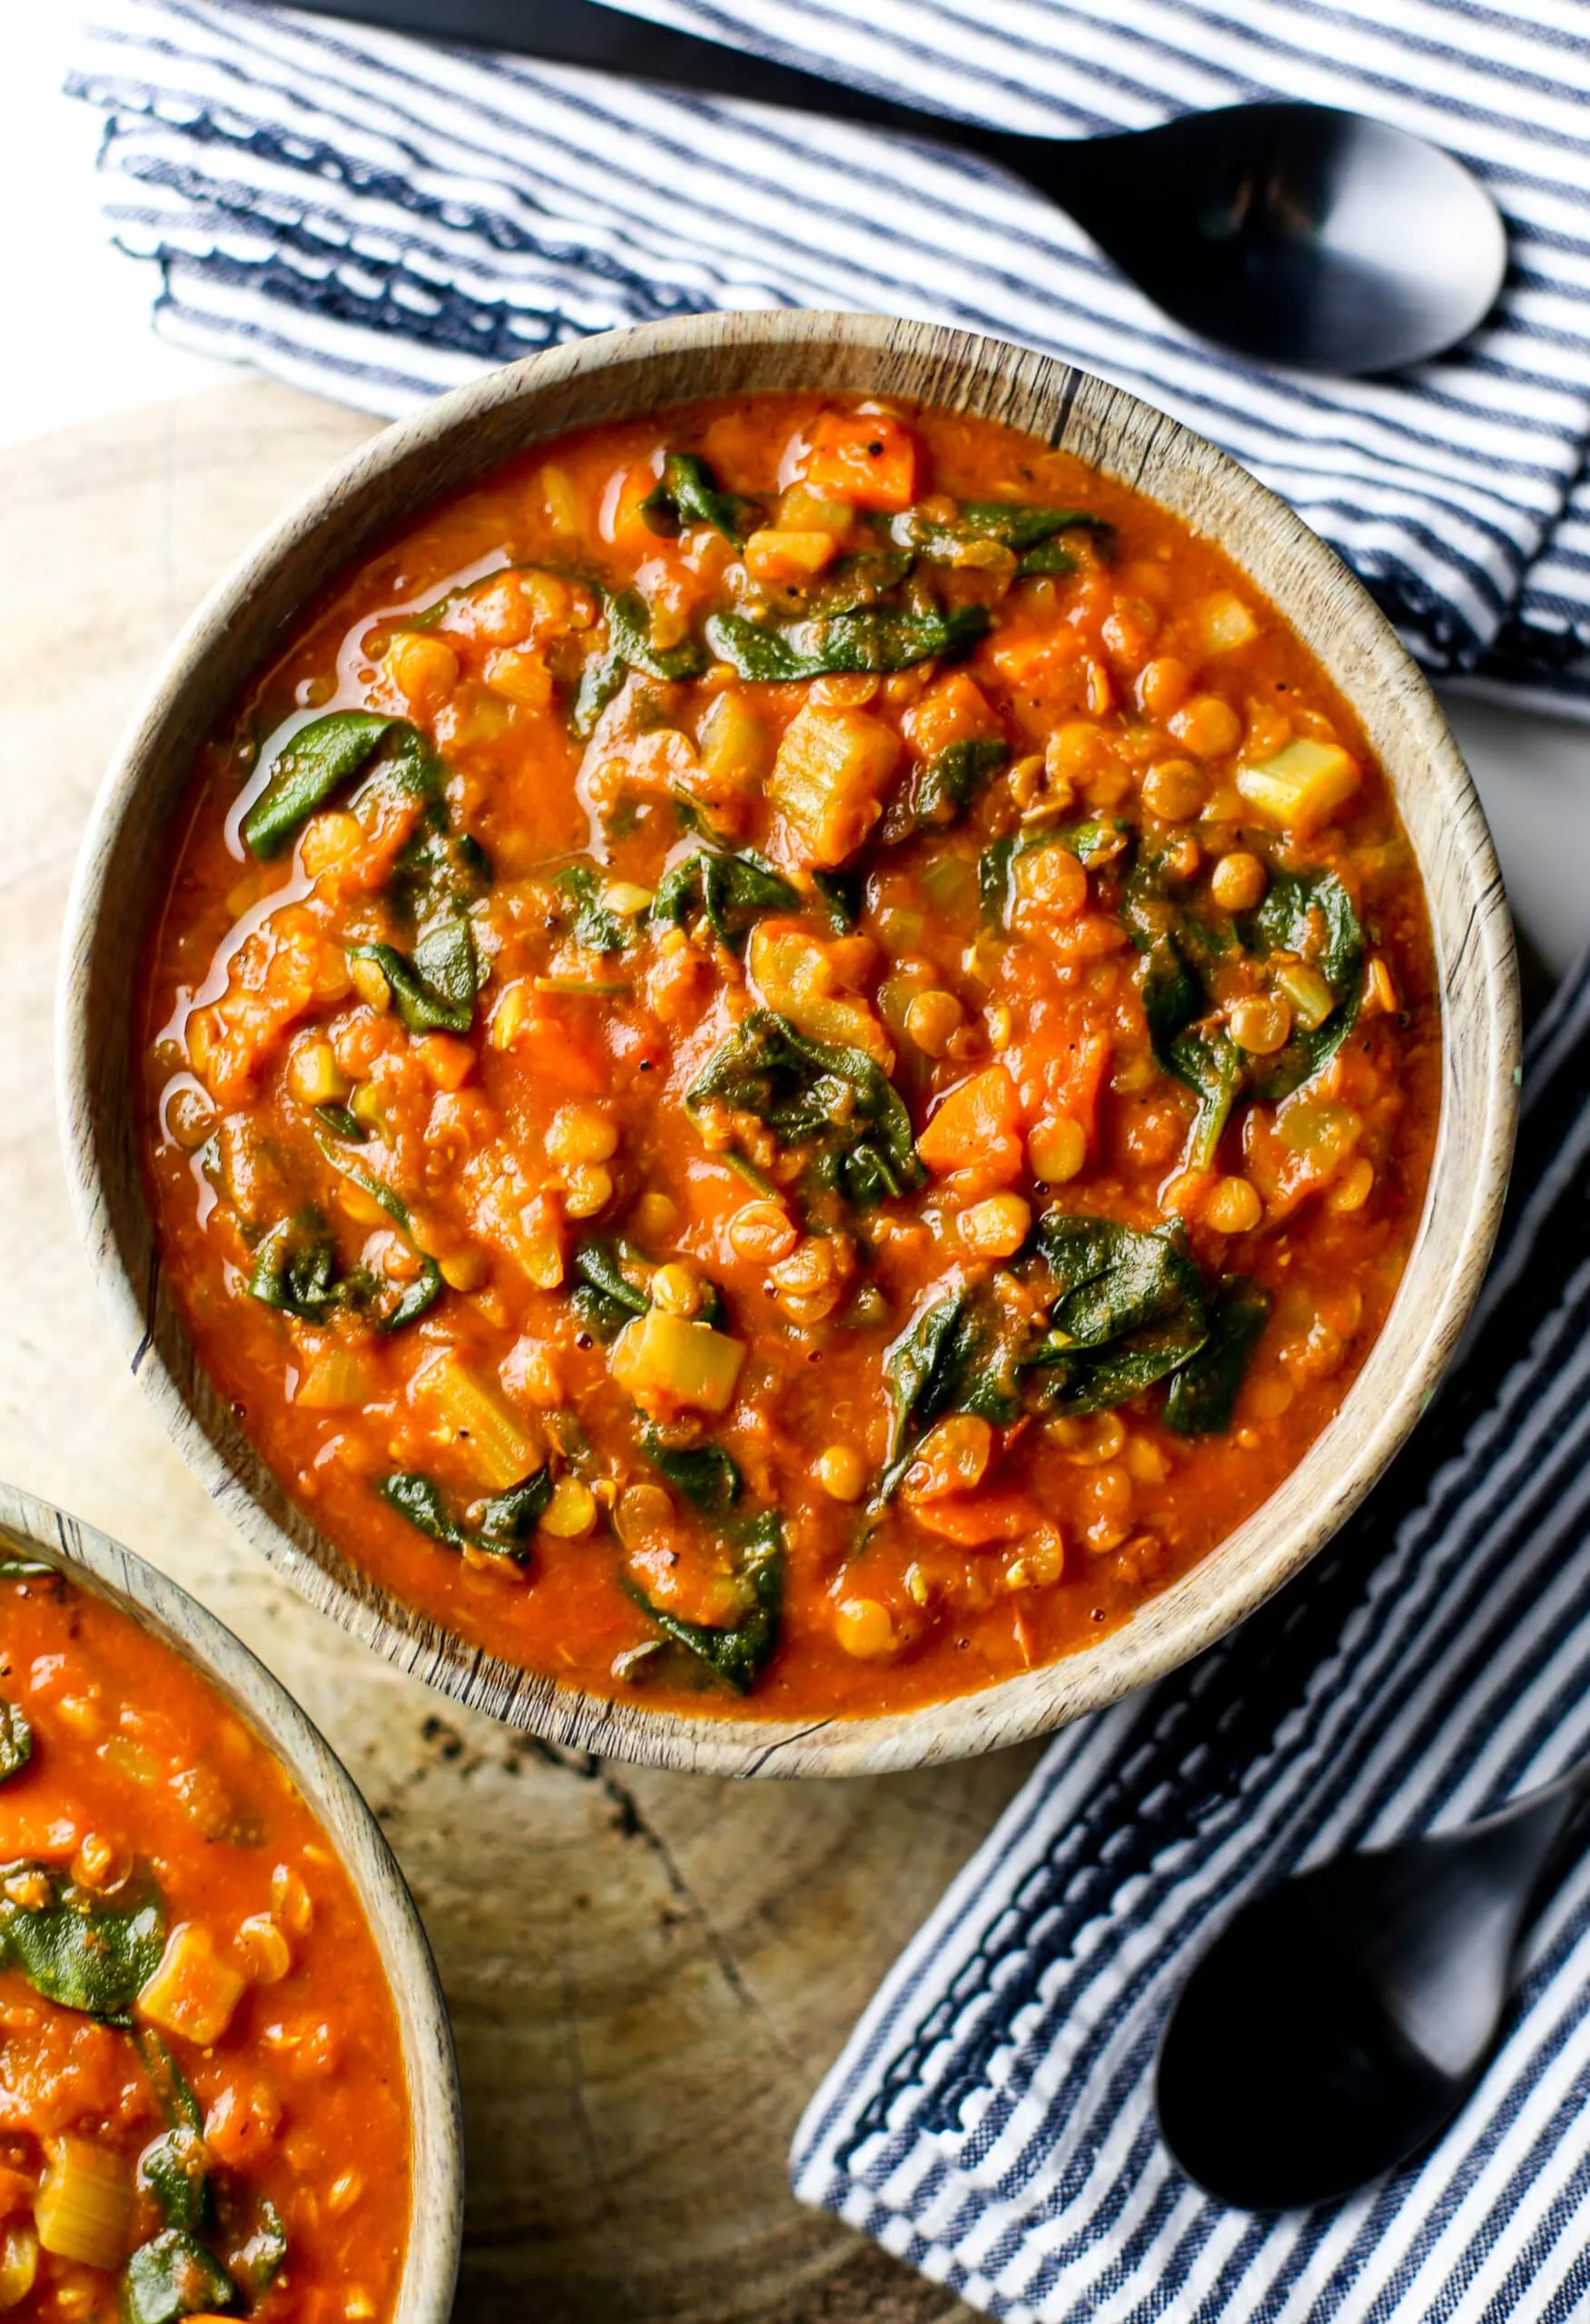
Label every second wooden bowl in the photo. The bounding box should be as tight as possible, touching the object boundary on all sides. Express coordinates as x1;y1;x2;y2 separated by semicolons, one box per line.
59;310;1518;1778
0;1476;462;2317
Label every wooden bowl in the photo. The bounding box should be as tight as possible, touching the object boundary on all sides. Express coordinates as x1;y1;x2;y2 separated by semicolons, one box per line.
59;311;1518;1779
0;1475;463;2316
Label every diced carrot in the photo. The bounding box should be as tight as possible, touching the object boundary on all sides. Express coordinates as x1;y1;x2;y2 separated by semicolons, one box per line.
902;670;1002;758
912;1492;1041;1546
1051;1031;1111;1146
413;1034;476;1091
606;460;667;555
917;1065;1023;1182
0;1813;80;1862
799;410;920;512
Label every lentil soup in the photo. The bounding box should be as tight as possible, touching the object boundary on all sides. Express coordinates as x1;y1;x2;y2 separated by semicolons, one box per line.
0;1553;410;2320
138;394;1440;1719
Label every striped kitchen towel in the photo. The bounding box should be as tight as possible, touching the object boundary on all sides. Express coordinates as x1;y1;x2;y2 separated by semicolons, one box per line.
67;0;1590;714
790;946;1590;2323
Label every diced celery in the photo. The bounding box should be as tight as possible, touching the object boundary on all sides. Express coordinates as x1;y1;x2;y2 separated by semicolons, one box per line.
135;1924;246;2049
1272;959;1337;1031
610;1311;746;1415
414;1354;542;1491
768;705;900;867
1236;737;1360;832
35;2141;133;2270
1197;591;1259;653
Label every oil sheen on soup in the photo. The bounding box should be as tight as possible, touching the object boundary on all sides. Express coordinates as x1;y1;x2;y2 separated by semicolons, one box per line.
0;1553;410;2320
139;394;1441;1719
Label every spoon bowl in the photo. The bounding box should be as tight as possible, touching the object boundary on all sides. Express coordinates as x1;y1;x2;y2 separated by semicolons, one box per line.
1157;1772;1588;2209
1012;103;1510;375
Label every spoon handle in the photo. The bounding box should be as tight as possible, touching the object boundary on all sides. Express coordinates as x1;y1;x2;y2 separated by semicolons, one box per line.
290;0;1060;173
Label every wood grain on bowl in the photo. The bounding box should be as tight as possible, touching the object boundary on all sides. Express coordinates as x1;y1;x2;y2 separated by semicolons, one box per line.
0;1477;462;2323
58;312;1518;1777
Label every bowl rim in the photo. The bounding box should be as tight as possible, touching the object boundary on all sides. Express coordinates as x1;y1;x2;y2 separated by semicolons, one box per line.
0;1477;464;2319
57;307;1519;1779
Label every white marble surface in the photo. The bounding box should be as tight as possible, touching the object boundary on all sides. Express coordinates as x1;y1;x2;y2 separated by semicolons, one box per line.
10;12;1589;970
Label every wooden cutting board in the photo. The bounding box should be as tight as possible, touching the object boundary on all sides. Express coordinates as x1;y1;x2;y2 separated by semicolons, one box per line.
0;379;1039;2321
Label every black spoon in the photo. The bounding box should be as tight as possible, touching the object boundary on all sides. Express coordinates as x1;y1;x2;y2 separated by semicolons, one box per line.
293;0;1507;374
1155;1765;1590;2210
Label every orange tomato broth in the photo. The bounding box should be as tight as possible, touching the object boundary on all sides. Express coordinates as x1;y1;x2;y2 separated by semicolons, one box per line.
137;391;1440;1720
0;1560;410;2319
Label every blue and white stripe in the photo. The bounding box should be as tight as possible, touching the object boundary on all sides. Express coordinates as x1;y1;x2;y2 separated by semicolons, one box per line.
68;0;1590;712
791;950;1590;2321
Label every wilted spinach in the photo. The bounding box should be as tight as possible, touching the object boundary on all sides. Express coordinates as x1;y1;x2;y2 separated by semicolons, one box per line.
0;1865;164;2022
651;849;798;950
242;711;438;860
1164;1280;1271;1436
121;2229;237;2324
557;863;630;954
686;1009;924;1207
350;916;480;1037
978;817;1129;928
572;589;709;737
1243;870;1364;1098
569;1239;727;1338
883;738;1008;844
641;451;761;546
380;1470;553;1566
0;1699;30;1785
625;1512;784;1695
247;1210;341;1323
640;1425;742;1516
569;1238;656;1341
703;601;989;684
1027;1214;1209;1414
879;1278;1028;1498
310;1133;442;1330
891;500;1114;576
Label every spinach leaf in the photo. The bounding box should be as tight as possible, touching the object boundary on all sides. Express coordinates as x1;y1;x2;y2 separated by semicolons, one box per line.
979;816;1128;927
0;1699;31;1786
0;1865;164;2022
640;1426;742;1516
242;712;436;860
350;914;480;1037
390;820;490;929
1027;1215;1208;1414
379;1470;552;1566
139;2130;210;2237
704;601;989;684
247;1210;341;1322
979;834;1017;929
121;2229;236;2324
879;1279;1027;1498
227;2194;288;2303
1243;870;1364;1098
1165;1280;1271;1436
572;590;708;737
1168;1025;1243;1174
641;451;761;546
569;1238;655;1341
793;549;913;618
557;864;629;955
686;1009;924;1207
312;1100;366;1144
885;738;1008;842
811;869;863;932
137;2030;204;2136
311;1134;442;1331
650;849;798;950
892;501;1114;576
626;1512;784;1695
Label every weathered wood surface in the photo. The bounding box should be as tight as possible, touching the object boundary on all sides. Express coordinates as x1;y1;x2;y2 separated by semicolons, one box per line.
0;378;1022;2320
59;311;1517;1784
